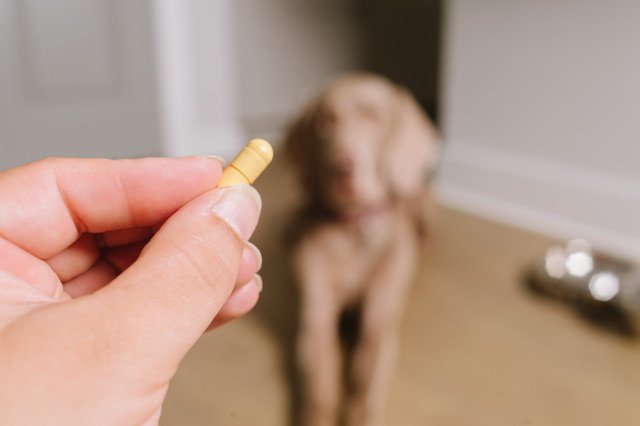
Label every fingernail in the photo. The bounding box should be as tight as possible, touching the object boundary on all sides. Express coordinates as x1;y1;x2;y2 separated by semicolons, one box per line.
246;242;262;272
207;155;226;168
254;274;263;293
211;184;262;241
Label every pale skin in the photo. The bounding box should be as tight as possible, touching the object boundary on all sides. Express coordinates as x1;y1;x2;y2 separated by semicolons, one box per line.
0;156;263;425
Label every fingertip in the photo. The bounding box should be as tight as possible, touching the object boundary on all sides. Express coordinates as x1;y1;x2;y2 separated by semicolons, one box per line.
236;245;259;288
224;278;261;315
210;185;261;241
176;155;224;185
205;155;227;168
254;274;263;293
208;278;261;330
246;242;262;272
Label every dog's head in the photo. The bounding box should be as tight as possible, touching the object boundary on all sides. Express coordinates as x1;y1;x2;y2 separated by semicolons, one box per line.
285;73;438;218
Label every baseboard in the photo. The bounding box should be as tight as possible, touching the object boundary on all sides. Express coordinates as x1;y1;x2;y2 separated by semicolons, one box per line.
436;142;640;261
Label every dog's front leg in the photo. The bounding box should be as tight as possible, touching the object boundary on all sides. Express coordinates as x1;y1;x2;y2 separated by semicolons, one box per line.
345;239;417;426
295;248;342;426
297;303;341;426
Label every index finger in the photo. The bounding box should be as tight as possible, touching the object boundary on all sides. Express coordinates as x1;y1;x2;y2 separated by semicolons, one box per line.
0;157;221;259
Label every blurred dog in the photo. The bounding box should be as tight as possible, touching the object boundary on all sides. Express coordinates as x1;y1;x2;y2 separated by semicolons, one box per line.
285;73;438;426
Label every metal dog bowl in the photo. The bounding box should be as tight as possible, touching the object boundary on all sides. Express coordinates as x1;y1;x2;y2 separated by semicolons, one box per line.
526;239;640;334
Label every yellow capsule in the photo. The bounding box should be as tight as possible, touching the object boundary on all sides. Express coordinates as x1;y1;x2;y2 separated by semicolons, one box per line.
217;138;273;187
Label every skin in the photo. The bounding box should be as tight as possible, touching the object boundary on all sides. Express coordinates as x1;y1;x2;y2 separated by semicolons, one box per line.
0;156;263;425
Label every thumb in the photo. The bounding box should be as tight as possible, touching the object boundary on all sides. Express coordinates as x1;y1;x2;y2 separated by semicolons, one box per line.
84;184;261;369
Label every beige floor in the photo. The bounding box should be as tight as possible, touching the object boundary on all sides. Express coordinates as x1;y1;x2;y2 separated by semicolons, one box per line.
161;159;640;425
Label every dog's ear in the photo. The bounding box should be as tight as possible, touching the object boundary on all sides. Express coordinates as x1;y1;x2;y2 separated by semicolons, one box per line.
385;88;438;197
284;97;322;195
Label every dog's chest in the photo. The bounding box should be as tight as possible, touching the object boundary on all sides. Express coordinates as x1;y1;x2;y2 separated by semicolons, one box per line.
318;212;409;299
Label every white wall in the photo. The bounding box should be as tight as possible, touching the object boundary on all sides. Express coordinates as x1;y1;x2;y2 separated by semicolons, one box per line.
0;0;362;168
232;0;363;142
152;0;246;159
438;0;640;259
152;0;362;157
0;0;161;171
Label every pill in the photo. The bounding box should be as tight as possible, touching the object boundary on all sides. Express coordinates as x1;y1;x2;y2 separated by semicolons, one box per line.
216;138;273;187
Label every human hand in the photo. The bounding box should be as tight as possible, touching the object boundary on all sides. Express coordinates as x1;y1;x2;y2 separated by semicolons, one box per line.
0;157;263;425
